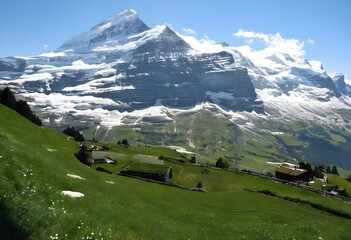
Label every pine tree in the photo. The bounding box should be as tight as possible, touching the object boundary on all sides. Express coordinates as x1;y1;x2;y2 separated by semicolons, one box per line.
63;126;85;142
75;145;90;166
299;162;314;178
1;87;42;126
0;87;17;110
121;139;130;146
331;165;339;176
299;162;306;169
16;100;42;126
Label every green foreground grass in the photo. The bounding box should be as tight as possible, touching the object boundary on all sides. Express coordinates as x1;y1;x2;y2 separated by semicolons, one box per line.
1;104;351;239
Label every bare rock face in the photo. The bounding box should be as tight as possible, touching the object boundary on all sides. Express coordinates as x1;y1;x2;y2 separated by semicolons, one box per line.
0;9;263;115
331;73;347;95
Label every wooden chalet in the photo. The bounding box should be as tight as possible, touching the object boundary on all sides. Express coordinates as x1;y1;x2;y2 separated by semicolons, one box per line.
275;165;311;182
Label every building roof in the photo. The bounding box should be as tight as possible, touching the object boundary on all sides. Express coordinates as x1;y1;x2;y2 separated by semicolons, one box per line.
275;165;307;176
126;163;171;175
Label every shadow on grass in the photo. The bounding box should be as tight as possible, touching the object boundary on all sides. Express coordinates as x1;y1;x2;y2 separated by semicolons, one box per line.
0;201;28;240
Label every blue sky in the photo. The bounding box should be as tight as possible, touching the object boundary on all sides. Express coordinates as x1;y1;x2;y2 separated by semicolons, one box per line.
0;0;350;78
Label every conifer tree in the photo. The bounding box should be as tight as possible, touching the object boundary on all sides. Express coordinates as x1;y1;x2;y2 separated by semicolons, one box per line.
0;87;17;110
331;165;339;176
63;126;85;142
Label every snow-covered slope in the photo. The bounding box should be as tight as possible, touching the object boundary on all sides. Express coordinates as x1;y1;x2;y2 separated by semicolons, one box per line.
0;9;350;131
58;9;150;53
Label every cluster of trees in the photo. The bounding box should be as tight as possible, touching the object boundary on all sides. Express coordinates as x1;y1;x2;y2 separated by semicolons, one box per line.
326;165;339;176
299;162;339;179
117;139;130;146
215;157;229;169
0;87;42;126
63;126;85;142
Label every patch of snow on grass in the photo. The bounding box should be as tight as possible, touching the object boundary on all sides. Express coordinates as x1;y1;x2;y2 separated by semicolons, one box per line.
46;148;57;152
105;181;115;184
66;174;85;180
61;191;84;198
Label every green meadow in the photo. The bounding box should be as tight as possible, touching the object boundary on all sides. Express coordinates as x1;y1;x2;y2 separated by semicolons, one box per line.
1;104;351;239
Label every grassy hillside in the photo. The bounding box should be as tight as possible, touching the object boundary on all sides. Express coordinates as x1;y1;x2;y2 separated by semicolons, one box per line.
1;104;351;239
83;110;351;176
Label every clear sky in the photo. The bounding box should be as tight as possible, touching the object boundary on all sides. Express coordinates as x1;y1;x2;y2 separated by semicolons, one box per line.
0;0;350;78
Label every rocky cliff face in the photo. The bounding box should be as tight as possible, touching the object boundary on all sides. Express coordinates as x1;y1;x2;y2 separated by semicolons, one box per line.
0;9;349;127
0;9;263;115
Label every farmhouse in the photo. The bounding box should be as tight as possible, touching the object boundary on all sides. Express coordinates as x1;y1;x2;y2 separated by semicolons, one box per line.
275;165;310;182
121;163;172;182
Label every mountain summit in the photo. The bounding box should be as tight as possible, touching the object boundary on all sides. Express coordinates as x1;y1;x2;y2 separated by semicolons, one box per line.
0;8;349;130
58;9;150;52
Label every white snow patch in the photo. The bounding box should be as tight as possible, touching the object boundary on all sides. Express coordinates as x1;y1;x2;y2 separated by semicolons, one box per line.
105;181;115;184
93;25;168;52
46;148;57;152
61;191;84;198
39;51;67;57
62;75;134;93
271;132;284;135
73;60;86;67
66;174;85;180
94;68;117;77
21;92;121;112
4;72;53;84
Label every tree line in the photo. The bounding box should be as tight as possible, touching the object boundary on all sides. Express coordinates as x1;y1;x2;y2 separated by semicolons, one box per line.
0;87;42;126
299;161;339;179
63;126;85;142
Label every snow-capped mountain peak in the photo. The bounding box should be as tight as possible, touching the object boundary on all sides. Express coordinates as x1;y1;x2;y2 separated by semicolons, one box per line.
0;8;350;134
95;8;139;31
117;8;137;17
57;9;149;53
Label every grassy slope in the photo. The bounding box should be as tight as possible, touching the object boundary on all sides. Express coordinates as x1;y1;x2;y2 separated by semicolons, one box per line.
1;104;351;239
83;110;351;176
